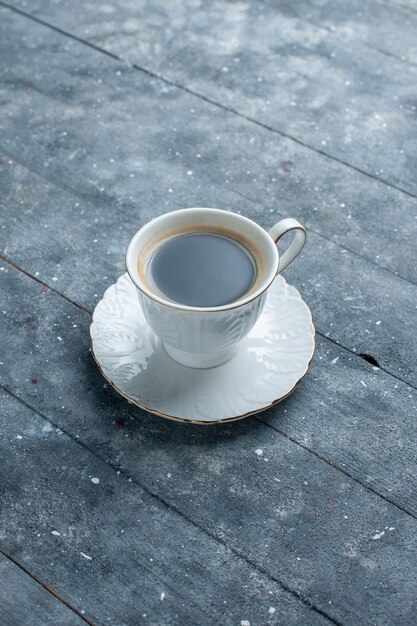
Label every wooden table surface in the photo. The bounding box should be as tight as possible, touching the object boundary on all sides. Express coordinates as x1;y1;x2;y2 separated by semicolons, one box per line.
1;1;417;624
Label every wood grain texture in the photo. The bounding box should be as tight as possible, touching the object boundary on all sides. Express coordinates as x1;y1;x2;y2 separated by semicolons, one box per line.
1;3;417;624
0;390;329;626
1;262;417;625
0;554;86;626
1;151;417;390
0;6;416;287
1;255;416;518
264;0;417;65
3;0;417;196
0;10;417;386
2;160;417;508
388;0;417;12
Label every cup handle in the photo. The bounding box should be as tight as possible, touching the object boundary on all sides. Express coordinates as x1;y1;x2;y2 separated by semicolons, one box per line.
268;218;306;274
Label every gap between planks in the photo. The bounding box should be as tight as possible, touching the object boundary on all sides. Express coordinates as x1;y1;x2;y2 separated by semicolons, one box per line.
259;0;417;69
1;5;417;289
1;0;417;206
2;255;417;520
368;44;417;70
227;184;417;287
2;252;416;393
258;417;417;519
383;0;417;16
2;142;416;290
258;2;333;33
0;548;94;626
1;6;415;621
1;385;341;626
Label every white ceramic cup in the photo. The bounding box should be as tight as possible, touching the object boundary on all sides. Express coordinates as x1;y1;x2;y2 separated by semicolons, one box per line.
126;208;306;368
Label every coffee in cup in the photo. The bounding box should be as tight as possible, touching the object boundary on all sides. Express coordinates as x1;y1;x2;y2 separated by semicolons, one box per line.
138;226;268;308
126;208;306;368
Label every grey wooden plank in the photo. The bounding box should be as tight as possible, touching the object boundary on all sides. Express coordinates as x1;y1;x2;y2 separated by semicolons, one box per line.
0;391;328;626
265;0;417;65
2;156;417;500
2;252;417;522
264;341;417;513
0;6;416;290
0;554;86;626
389;0;417;11
1;262;417;626
3;0;417;196
0;10;417;385
2;149;417;390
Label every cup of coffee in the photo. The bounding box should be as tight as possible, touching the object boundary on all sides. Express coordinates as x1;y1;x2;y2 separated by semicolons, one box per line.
126;208;306;368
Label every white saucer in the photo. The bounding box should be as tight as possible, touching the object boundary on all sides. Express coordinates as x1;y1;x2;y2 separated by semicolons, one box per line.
90;274;315;424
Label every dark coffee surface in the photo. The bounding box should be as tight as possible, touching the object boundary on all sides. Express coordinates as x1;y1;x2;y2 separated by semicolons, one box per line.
149;233;256;307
